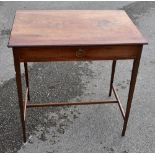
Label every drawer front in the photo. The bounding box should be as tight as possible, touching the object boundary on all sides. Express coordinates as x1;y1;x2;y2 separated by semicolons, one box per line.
13;45;141;62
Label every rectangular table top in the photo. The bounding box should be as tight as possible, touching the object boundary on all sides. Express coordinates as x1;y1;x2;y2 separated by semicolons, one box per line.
8;10;147;47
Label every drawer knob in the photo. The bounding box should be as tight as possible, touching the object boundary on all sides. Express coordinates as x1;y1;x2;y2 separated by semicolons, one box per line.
76;49;85;58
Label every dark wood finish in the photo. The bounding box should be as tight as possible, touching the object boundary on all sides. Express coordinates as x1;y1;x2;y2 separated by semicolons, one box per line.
13;45;141;62
8;10;147;47
9;10;147;142
13;50;26;142
109;60;116;96
24;88;28;121
122;47;142;136
27;100;118;108
24;63;30;100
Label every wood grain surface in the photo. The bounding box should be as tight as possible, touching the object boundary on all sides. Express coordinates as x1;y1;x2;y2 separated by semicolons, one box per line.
8;10;147;47
13;45;141;61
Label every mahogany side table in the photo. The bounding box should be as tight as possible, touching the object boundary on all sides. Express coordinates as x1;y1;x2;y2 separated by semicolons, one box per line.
8;10;147;142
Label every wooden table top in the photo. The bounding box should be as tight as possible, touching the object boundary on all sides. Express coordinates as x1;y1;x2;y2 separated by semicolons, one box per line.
8;10;147;47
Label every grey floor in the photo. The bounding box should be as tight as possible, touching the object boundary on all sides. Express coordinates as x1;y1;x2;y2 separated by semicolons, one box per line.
0;1;155;153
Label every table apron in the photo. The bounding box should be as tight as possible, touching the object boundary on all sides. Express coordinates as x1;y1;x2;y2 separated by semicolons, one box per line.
13;45;142;62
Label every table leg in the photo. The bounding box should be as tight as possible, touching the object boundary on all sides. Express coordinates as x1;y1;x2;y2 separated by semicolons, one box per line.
14;55;26;142
24;62;30;101
109;60;116;96
122;53;141;136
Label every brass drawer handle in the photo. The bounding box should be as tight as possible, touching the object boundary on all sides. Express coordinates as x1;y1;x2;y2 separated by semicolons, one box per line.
76;48;85;57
